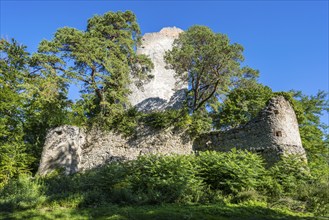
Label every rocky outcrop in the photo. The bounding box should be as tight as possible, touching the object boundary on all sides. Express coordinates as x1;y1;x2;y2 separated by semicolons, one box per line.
128;27;187;111
38;96;307;175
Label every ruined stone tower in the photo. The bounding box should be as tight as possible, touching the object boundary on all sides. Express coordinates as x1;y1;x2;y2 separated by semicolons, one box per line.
128;27;186;111
194;96;307;165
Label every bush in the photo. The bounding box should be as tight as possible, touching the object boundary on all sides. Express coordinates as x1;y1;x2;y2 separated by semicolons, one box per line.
42;171;82;197
128;155;205;204
304;181;329;216
261;155;329;215
141;109;190;130
269;197;307;213
231;190;265;204
196;150;266;195
188;112;212;137
0;141;34;188
99;108;194;136
67;155;206;205
294;164;329;216
266;155;311;198
95;161;135;204
0;174;45;211
112;108;140;136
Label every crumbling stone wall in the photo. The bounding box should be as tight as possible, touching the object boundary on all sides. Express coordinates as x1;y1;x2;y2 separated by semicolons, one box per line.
81;126;192;172
38;96;307;175
193;96;307;165
38;126;193;175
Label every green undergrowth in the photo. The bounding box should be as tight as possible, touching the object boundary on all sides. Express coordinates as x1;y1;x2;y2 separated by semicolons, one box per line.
0;150;328;219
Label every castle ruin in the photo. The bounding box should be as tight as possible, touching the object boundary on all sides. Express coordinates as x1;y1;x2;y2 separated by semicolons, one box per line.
37;28;307;175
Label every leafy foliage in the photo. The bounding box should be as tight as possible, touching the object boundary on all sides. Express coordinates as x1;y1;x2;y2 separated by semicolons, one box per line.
0;38;69;176
0;151;328;216
128;155;205;204
290;90;329;164
165;25;259;113
215;83;273;129
119;108;212;137
188;111;213;137
0;39;33;185
265;155;311;197
0;141;33;188
0;174;45;211
196;150;266;194
38;11;153;122
141;109;191;130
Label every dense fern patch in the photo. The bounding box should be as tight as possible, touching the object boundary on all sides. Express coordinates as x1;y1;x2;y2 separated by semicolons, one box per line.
1;150;328;218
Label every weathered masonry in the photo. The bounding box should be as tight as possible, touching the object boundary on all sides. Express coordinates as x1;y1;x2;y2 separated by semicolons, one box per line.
128;27;186;111
193;96;306;165
38;96;306;175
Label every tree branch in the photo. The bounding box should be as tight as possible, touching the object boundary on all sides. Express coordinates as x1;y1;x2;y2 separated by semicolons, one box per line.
194;79;220;112
90;66;103;102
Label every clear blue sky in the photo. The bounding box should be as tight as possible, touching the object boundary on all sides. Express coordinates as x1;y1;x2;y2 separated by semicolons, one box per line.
1;0;328;122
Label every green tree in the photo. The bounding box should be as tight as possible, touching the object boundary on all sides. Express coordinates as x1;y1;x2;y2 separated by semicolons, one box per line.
291;90;329;168
0;39;33;185
165;25;258;113
23;52;70;171
38;11;153;122
0;38;69;179
215;83;273;129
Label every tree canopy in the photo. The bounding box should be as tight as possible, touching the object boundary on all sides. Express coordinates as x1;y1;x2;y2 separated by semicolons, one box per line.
214;83;273;130
0;38;69;184
38;11;153;120
165;25;259;113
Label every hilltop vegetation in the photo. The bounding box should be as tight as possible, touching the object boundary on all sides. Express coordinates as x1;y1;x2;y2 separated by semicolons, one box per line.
0;11;328;218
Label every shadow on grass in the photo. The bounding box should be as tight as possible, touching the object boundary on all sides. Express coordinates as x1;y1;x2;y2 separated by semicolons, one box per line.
1;203;316;220
88;204;315;220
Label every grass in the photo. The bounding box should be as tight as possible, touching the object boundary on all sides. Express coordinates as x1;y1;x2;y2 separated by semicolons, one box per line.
0;203;318;220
